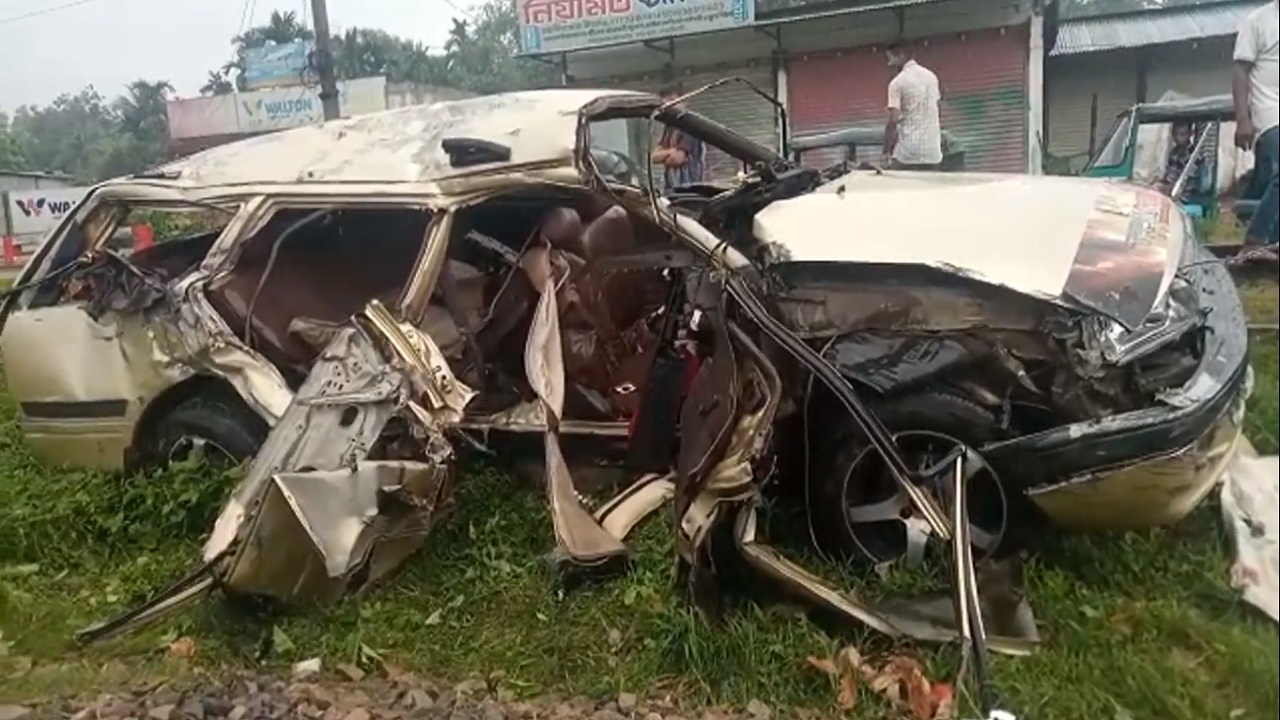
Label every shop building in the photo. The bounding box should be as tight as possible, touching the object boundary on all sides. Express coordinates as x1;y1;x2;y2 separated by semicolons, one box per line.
520;0;1053;177
1044;0;1265;169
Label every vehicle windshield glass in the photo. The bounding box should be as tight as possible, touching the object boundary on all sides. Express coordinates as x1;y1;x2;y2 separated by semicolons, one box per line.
589;115;758;192
1085;114;1134;171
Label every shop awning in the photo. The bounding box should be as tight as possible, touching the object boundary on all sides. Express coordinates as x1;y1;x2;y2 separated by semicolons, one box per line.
1050;0;1266;57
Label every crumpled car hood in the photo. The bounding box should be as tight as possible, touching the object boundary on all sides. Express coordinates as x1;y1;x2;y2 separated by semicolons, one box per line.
753;171;1187;330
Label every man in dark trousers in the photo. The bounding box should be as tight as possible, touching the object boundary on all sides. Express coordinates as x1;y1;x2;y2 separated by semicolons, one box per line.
1232;0;1278;249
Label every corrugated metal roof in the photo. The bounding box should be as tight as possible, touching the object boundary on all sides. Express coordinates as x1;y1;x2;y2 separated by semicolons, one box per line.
1050;1;1267;56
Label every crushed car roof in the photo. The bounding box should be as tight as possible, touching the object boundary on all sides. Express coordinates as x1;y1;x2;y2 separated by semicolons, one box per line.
139;89;649;190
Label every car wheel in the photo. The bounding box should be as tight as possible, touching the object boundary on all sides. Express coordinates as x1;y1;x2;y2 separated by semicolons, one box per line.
142;394;268;469
809;391;1023;566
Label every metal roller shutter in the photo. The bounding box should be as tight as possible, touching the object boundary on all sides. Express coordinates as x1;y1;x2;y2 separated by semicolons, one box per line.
786;50;890;170
678;64;779;181
1045;52;1140;166
788;26;1030;173
1147;38;1234;100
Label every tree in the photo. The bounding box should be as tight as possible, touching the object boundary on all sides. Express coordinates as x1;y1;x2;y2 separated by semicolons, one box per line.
209;0;554;95
331;28;449;85
0;113;29;173
200;70;235;96
441;2;557;93
233;10;314;50
2;0;553;182
5;82;171;182
116;80;173;145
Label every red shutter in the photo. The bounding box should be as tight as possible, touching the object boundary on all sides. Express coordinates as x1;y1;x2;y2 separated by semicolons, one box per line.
788;26;1029;173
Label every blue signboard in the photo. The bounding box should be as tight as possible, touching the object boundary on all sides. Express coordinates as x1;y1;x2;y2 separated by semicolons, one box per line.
242;41;313;90
517;0;754;55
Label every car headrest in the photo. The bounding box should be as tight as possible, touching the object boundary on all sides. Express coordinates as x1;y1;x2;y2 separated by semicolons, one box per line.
539;207;586;257
580;205;635;262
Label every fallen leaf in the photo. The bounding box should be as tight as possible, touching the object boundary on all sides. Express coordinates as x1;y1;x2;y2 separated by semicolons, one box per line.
167;637;196;659
931;683;955;720
292;657;322;678
834;646;865;711
837;670;858;710
336;663;365;681
805;656;837;676
271;626;296;655
889;657;934;720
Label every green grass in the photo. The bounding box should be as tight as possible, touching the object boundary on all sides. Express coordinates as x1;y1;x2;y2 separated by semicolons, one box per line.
2;310;1278;718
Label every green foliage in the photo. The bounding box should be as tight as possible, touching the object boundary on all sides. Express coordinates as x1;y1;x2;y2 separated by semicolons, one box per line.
1;330;1279;713
3;82;173;183
129;208;230;244
0;415;237;568
209;2;555;98
0;112;29;173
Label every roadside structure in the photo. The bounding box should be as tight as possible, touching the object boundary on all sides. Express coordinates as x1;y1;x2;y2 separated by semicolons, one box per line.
2;172;86;270
1045;0;1268;169
166;80;477;156
520;0;1054;177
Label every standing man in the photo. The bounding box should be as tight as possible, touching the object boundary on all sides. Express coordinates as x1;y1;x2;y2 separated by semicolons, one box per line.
883;40;943;171
1232;0;1278;247
652;83;706;189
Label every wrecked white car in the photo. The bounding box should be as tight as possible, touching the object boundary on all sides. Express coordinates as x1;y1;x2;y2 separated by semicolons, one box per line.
0;89;1251;703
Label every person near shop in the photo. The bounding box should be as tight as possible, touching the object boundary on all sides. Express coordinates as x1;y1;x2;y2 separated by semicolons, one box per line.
651;84;706;188
1232;0;1279;248
882;40;943;171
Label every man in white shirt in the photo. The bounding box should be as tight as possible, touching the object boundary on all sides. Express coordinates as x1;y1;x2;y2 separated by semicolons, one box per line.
1232;0;1278;247
883;41;943;171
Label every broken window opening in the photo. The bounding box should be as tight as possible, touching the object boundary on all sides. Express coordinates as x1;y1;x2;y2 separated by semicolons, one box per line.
427;187;696;433
203;206;433;388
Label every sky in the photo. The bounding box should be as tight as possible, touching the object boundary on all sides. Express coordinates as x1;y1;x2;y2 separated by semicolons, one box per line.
0;0;460;112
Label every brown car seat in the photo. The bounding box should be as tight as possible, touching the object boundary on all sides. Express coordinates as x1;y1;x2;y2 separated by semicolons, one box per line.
205;212;425;381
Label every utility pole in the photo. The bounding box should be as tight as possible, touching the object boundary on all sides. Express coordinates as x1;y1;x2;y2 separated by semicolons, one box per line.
309;0;340;121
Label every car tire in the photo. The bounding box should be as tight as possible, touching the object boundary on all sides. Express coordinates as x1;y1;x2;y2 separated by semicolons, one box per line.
808;390;1026;563
141;393;268;469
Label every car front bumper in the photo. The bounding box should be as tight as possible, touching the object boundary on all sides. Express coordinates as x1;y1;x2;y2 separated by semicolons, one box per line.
981;241;1252;530
1025;375;1248;530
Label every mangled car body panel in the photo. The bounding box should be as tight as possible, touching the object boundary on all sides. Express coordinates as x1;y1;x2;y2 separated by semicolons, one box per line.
755;172;1184;330
138;90;636;190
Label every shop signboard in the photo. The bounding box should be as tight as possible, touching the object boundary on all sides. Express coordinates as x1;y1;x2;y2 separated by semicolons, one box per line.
235;75;387;132
166;76;388;138
5;187;88;237
516;0;754;55
242;41;314;90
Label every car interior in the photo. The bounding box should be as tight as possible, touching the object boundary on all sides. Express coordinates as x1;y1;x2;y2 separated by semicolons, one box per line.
203;207;431;386
183;192;686;426
437;189;683;424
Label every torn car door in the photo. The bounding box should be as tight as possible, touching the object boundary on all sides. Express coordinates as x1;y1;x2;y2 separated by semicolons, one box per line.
77;300;474;642
0;195;240;469
207;300;474;603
